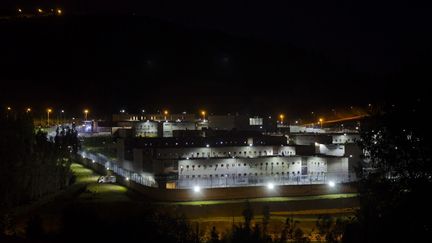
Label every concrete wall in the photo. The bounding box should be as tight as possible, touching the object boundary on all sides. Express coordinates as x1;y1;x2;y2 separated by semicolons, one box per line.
317;144;345;156
162;121;196;137
289;125;325;133
304;156;328;175
153;145;295;160
133;121;160;137
179;157;306;179
291;134;332;145
123;179;357;202
345;144;362;172
327;157;349;174
332;134;360;144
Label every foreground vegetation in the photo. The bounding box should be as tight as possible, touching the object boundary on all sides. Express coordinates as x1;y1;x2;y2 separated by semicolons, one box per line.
0;112;79;211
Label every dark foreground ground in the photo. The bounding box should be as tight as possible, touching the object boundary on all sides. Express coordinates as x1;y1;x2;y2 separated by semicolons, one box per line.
2;163;358;242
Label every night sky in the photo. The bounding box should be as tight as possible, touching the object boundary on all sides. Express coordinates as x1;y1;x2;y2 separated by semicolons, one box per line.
1;1;431;117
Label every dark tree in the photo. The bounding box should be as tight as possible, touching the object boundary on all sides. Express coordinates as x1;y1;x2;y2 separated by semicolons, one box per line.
278;217;300;243
315;215;347;243
262;205;272;242
26;214;44;240
209;226;220;243
0;112;77;210
344;99;432;243
242;200;254;232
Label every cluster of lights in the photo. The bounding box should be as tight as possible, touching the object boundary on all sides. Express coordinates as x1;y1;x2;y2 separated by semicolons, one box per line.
17;8;62;15
190;181;335;192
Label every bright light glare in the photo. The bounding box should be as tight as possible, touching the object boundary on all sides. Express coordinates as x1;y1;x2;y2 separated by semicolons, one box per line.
267;183;275;190
328;181;336;187
193;186;201;192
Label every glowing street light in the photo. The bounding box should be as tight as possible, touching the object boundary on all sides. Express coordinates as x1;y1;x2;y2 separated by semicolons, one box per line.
47;108;52;126
84;109;89;120
328;181;336;188
37;8;43;13
319;118;324;128
7;107;11;111
201;110;206;120
193;185;201;193
18;9;22;13
56;9;62;15
164;110;169;120
279;114;284;124
26;108;31;113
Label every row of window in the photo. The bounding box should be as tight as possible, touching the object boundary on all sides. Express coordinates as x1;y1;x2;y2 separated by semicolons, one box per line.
159;150;272;157
181;171;327;179
158;150;295;159
181;161;299;170
333;138;356;143
180;161;325;170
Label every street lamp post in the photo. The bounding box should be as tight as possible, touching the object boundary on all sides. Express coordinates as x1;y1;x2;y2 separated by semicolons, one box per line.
84;109;89;121
319;118;324;128
61;110;64;123
164;110;168;120
47;109;52;126
201;110;206;121
279;114;285;124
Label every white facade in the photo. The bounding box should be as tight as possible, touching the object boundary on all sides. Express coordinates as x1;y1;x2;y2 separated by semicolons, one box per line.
162;121;196;137
178;156;347;179
289;125;325;133
178;157;304;179
316;144;345;156
154;145;296;160
132;120;197;137
332;134;360;144
134;121;159;137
